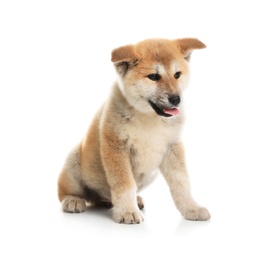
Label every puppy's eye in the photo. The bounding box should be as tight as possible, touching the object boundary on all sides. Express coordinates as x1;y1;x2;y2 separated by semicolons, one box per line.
147;74;161;81
174;71;181;79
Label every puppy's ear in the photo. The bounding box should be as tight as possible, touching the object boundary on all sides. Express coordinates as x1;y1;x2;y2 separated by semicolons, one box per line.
111;45;139;75
175;38;206;61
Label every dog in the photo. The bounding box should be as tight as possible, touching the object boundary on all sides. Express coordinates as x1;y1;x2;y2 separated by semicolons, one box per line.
57;38;211;224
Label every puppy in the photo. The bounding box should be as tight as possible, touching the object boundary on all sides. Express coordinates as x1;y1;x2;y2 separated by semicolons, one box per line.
57;38;211;224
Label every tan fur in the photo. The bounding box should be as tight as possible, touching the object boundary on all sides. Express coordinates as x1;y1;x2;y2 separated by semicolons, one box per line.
57;38;210;224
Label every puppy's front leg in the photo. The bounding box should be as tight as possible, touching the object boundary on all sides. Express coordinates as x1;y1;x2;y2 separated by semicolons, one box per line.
101;135;144;224
160;143;210;221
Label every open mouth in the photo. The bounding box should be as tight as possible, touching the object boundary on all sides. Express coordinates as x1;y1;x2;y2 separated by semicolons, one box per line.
149;101;180;117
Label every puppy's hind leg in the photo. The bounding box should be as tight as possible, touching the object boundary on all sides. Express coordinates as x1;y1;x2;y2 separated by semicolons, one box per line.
137;196;144;210
58;146;86;213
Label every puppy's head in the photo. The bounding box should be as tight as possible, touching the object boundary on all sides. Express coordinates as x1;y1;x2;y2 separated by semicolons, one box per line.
111;38;206;117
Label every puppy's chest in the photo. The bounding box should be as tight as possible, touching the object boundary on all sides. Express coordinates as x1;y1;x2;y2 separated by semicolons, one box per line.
122;118;180;174
129;132;165;171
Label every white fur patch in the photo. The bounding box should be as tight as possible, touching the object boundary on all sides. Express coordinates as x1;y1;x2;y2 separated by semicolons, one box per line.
118;109;183;191
154;64;166;75
171;60;180;74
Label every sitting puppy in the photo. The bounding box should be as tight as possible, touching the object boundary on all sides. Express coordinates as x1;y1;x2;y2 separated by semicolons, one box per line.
57;38;211;224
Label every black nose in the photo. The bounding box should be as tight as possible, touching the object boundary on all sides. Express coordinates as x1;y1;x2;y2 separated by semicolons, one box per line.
168;95;181;106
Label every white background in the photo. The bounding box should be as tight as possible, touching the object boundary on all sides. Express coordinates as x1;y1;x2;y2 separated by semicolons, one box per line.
1;0;258;259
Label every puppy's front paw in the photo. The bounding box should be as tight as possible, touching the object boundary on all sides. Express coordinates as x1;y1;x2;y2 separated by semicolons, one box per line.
183;207;211;221
61;196;86;213
113;208;144;224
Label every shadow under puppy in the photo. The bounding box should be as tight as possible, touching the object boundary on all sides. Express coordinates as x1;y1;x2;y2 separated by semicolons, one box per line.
58;38;211;224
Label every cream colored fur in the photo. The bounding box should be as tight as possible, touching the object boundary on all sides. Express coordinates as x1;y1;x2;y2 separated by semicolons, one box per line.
57;38;211;224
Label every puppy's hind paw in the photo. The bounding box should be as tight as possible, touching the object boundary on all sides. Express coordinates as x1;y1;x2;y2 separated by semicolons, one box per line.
183;207;211;221
137;196;144;210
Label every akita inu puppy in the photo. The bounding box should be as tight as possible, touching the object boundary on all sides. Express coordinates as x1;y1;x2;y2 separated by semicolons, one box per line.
58;38;211;224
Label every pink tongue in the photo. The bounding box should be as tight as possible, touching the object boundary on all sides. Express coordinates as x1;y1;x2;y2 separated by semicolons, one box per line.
163;108;180;116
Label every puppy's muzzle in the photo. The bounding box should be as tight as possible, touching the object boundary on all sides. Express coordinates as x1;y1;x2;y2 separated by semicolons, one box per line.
149;94;181;117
